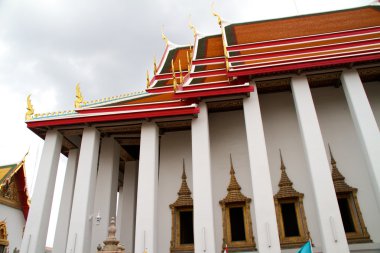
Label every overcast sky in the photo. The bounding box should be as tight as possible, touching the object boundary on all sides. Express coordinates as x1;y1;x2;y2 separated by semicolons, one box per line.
0;0;372;247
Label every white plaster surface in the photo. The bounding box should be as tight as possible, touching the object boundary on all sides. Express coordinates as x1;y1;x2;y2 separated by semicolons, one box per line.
0;205;25;252
65;127;100;253
364;81;380;127
20;130;63;253
157;130;192;253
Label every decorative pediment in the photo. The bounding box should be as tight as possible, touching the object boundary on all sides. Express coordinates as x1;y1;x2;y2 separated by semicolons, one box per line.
329;145;356;193
170;160;193;208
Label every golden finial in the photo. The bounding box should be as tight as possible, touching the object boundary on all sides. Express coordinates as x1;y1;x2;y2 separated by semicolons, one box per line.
153;56;158;75
74;83;83;108
179;59;184;84
188;15;197;37
211;2;222;27
161;26;169;45
146;70;150;88
187;50;191;73
171;59;178;91
25;94;34;121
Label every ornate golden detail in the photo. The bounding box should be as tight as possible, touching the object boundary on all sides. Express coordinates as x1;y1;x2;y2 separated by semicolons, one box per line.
172;59;178;91
329;145;371;244
187;51;191;73
146;70;150;88
0;221;8;246
154;56;158;75
162;27;169;45
97;217;125;252
274;150;311;249
25;94;34;121
179;59;184;85
219;155;255;252
188;17;197;37
170;160;194;253
74;83;83;108
211;2;222;27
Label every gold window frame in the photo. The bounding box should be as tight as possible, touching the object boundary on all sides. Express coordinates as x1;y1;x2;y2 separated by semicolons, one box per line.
0;222;8;247
219;156;255;252
329;146;371;244
170;161;194;253
274;151;311;249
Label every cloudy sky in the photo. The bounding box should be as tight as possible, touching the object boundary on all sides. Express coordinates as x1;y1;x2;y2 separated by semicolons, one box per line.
0;0;372;247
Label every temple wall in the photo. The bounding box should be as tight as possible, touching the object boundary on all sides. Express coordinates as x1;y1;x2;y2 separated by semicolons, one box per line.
0;204;25;252
260;91;323;250
157;130;193;253
312;85;380;245
209;110;254;253
364;81;380;127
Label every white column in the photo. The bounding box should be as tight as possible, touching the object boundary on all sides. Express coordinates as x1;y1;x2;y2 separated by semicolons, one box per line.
52;149;79;253
242;83;281;253
191;102;217;253
116;185;124;236
90;137;120;252
341;69;380;210
291;76;349;253
66;127;100;253
118;161;138;252
134;123;159;253
20;130;63;253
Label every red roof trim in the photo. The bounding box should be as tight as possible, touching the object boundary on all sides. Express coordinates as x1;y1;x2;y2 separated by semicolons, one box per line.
192;57;225;65
227;26;380;51
229;39;380;63
228;53;380;76
190;69;226;78
27;106;199;128
174;85;253;99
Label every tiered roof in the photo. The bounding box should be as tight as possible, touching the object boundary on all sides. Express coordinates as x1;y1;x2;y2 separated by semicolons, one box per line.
25;4;380;132
0;157;30;220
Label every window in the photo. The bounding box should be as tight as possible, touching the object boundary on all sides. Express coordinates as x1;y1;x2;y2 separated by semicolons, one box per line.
0;222;8;253
170;161;194;253
329;147;371;244
220;157;255;252
274;152;311;249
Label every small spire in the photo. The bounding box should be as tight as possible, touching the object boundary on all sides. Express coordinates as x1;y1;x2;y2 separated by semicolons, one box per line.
161;26;169;45
153;56;158;75
280;149;285;171
179;59;184;84
187;50;191;73
211;2;223;27
74;83;83;108
278;149;293;188
171;59;178;91
227;154;241;192
328;144;336;165
25;94;34;121
182;158;186;180
188;15;197;37
229;153;235;175
146;70;150;89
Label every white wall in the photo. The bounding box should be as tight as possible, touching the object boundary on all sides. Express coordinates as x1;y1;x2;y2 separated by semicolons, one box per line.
0;205;25;251
312;86;380;245
259;91;323;249
209;110;255;253
364;81;380;128
157;130;193;253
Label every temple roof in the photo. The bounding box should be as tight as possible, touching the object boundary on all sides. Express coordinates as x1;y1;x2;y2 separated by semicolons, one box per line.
0;158;30;220
25;4;380;131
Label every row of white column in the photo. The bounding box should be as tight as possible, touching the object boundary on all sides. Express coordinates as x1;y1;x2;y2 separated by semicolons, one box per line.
20;69;379;253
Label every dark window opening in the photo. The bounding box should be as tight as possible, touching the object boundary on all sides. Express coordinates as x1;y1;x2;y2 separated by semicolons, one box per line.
229;207;246;241
338;197;356;233
281;202;300;237
180;211;194;244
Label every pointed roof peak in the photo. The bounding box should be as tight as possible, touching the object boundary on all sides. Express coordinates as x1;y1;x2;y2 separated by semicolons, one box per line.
227;154;241;192
171;159;193;207
328;143;336;165
279;149;285;171
182;159;187;180
229;153;236;175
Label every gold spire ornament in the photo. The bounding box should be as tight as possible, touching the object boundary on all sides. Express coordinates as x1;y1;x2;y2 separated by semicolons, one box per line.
146;70;150;88
188;16;197;37
25;94;34;121
74;83;83;108
211;2;222;27
171;59;178;91
153;56;158;75
179;59;184;84
187;50;191;73
161;26;169;45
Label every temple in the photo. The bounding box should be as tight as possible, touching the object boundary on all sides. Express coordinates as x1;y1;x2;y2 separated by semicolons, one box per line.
22;3;380;253
0;157;30;252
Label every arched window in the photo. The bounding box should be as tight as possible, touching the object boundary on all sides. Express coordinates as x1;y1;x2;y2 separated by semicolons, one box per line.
329;146;371;244
274;151;311;248
0;221;8;253
170;160;194;253
219;156;255;252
